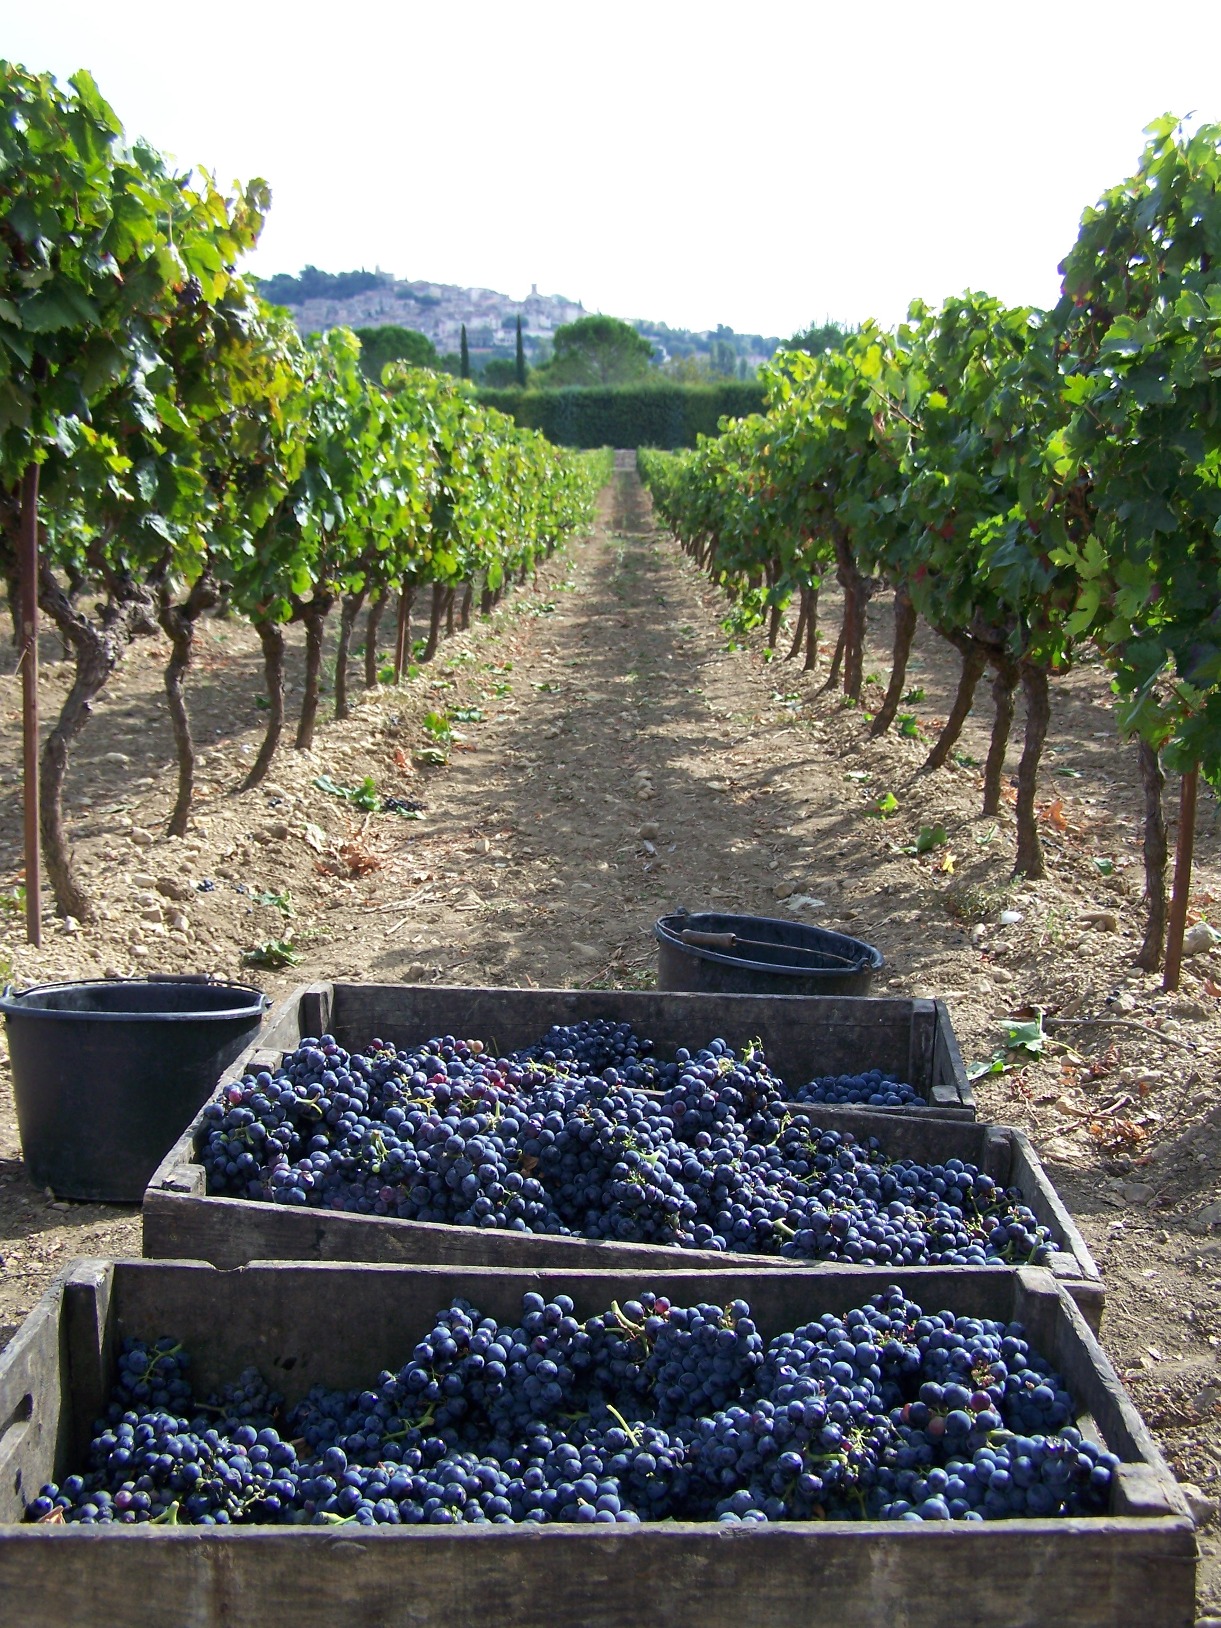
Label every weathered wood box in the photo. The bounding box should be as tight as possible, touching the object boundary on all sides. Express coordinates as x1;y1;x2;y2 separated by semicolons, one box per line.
144;983;1104;1324
238;980;977;1112
0;1259;1196;1628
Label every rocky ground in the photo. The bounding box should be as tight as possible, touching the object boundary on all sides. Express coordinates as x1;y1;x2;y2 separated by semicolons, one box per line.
0;459;1218;1607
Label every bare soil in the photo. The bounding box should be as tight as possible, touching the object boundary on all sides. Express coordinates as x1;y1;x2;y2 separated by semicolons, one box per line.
0;458;1217;1606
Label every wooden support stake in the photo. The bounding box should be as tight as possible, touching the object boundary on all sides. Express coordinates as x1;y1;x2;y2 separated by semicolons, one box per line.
1162;764;1198;993
19;461;40;947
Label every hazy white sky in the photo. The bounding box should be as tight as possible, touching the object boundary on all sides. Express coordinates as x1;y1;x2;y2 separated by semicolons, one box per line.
8;2;1221;337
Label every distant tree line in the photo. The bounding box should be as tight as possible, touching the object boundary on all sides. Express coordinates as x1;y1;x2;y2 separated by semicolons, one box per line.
326;313;857;395
261;267;858;387
259;265;388;304
353;325;438;379
786;318;855;355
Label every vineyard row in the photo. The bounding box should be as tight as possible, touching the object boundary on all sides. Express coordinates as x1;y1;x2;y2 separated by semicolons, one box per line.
637;114;1221;985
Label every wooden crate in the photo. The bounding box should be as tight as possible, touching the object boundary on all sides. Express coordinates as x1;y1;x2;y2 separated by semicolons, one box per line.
143;988;1101;1325
261;981;974;1111
0;1259;1195;1628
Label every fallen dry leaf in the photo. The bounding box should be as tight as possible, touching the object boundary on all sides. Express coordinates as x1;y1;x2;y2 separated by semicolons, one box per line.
1087;1045;1121;1080
1088;1117;1148;1152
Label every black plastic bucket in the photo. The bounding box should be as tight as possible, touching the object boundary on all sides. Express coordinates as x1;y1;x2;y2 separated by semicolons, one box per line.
0;977;269;1202
654;911;883;997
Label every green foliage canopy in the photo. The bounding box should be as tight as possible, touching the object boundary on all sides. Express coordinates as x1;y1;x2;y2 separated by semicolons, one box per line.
481;357;521;387
785;318;854;356
353;324;438;381
0;62;266;521
1056;114;1221;777
541;315;655;387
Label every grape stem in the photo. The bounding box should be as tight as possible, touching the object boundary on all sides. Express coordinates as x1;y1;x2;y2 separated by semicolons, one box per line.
606;1405;642;1446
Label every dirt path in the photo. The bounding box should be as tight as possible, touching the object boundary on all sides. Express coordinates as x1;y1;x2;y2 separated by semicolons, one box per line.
0;461;1218;1600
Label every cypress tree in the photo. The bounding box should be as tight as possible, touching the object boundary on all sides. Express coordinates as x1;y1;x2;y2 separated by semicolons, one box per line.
515;313;527;387
459;323;470;379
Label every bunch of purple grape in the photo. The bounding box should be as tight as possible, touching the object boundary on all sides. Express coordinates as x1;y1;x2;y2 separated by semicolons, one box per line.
198;1024;1055;1265
27;1288;1117;1529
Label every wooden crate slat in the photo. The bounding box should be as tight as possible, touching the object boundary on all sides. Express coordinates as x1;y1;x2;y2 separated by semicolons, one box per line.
0;1520;1199;1628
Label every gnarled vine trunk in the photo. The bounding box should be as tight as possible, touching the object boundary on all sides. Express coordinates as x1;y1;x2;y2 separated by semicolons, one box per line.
869;583;917;738
923;631;988;772
820;622;846;693
786;589;808;661
803;587;820;672
244;622;286;790
393;584;415;683
1163;767;1199;992
982;656;1020;815
1135;738;1168;973
363;590;387;689
831;527;874;700
159;571;219;839
421;583;446;662
334;587;366;721
460;581;474;629
1012;662;1050;880
37;562;157;920
764;561;782;649
295;596;333;750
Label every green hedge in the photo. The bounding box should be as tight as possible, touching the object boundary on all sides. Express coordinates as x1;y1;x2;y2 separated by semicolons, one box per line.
476;382;767;449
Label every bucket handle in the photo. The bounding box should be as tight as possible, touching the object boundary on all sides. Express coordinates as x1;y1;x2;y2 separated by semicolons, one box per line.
678;928;865;971
157;974;271;1008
